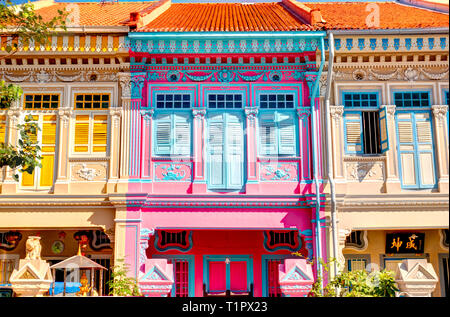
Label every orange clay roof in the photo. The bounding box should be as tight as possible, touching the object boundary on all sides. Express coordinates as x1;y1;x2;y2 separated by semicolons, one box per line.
307;2;449;30
35;2;156;27
136;2;314;32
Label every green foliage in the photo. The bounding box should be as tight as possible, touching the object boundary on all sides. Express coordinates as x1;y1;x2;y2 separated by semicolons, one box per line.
0;0;67;178
0;0;67;53
106;260;142;297
307;258;399;297
0;113;42;181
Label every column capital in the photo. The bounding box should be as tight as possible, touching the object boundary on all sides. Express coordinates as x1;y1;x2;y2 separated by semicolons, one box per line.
382;104;397;117
330;105;344;120
432;105;448;127
140;108;154;121
192;108;206;119
244;107;258;121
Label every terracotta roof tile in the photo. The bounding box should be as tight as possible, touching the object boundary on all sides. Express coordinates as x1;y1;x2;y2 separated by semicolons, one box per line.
137;2;314;32
307;2;449;30
35;2;156;27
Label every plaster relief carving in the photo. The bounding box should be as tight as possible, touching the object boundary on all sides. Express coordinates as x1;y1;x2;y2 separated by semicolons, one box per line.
368;69;399;81
346;162;384;182
420;68;449;80
72;163;107;181
431;105;448;127
404;67;419;82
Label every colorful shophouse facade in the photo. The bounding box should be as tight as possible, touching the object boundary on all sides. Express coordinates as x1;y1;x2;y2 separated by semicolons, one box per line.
124;0;328;297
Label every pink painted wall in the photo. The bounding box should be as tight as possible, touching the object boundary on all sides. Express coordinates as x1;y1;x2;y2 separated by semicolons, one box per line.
146;229;311;297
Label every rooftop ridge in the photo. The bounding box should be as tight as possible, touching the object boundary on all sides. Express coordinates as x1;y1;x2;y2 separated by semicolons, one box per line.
281;0;326;25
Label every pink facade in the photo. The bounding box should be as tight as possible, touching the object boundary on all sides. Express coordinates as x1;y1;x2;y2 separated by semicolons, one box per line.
125;32;327;297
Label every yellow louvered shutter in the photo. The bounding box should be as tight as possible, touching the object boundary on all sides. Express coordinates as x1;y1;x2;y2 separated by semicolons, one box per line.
93;115;108;152
398;121;413;144
74;115;90;152
0;115;6;143
21;115;39;187
40;115;56;187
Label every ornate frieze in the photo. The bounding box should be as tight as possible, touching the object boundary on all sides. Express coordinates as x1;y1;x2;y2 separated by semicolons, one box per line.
154;163;192;182
346;162;385;182
335;67;449;82
260;163;299;182
0;70;118;83
71;162;107;182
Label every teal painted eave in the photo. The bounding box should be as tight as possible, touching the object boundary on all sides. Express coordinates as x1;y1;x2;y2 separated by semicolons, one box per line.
128;31;327;40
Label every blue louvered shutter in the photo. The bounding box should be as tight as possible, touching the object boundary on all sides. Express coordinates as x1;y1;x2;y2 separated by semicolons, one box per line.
226;113;244;189
344;111;363;154
154;113;172;155
414;112;436;188
208;114;225;189
278;112;296;155
173;113;191;155
378;106;389;153
259;113;277;155
396;111;436;189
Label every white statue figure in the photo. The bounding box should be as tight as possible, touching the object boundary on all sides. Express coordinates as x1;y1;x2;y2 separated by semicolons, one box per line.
25;236;42;260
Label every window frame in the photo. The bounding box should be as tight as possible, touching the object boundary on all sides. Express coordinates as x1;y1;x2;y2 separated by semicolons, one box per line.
71;92;111;157
342;91;385;156
343;254;371;272
261;255;296;297
206;110;246;191
258;109;299;157
395;109;437;190
392;90;431;109
203;255;253;295
19;107;59;190
153;254;195;297
0;254;19;285
152;109;193;157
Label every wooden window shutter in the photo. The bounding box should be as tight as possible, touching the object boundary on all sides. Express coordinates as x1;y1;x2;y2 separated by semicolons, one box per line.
173;113;191;155
0;115;6;143
278;112;296;155
259;113;277;155
226;114;244;189
93;115;108;152
378;107;389;153
208;119;225;189
74;115;90;152
344;112;363;154
154;114;172;155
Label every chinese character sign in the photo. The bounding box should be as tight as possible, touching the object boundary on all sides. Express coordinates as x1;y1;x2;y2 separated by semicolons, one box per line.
385;233;425;254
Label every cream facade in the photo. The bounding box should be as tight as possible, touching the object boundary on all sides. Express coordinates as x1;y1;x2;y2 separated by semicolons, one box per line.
0;29;134;291
322;32;449;297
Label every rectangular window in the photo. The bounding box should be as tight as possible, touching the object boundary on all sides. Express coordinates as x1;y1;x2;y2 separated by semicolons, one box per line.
0;256;18;284
346;258;368;272
208;94;243;109
259;111;297;156
167;259;190;297
154;112;191;156
21;114;57;188
266;259;282;297
207;112;244;190
343;92;388;155
73;114;108;154
260;94;295;109
394;91;430;108
75;93;110;110
396;111;436;189
24;94;59;110
156;93;191;109
343;92;378;108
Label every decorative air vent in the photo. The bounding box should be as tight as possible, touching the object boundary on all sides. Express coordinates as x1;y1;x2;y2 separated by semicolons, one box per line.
263;230;301;252
345;231;367;250
155;230;193;252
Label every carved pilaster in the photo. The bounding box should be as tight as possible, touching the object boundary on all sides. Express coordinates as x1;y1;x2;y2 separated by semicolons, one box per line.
139;228;155;271
118;72;132;100
296;108;311;120
330;105;344;121
337;228;352;271
140;109;154;121
192;109;206;119
432;105;448;127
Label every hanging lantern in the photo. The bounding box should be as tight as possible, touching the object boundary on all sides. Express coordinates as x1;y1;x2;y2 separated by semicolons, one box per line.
5;231;22;245
58;231;66;240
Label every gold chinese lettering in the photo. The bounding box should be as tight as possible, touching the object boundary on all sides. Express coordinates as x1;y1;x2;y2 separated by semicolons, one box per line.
391;237;402;252
406;234;418;250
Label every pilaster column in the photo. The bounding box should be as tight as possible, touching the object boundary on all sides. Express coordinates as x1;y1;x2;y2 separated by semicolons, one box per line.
1;104;21;193
128;74;145;181
107;107;122;193
337;228;351;272
192;109;207;192
245;107;258;193
383;105;401;193
329;106;345;185
297;108;312;181
140;109;154;185
53;108;71;194
117;73;132;192
431;105;449;193
139;228;154;275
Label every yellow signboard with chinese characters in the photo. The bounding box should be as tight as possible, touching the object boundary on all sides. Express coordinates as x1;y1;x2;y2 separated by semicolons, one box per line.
385;233;425;254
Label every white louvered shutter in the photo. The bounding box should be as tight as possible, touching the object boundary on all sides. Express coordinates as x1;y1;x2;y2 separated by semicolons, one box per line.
278;112;296;155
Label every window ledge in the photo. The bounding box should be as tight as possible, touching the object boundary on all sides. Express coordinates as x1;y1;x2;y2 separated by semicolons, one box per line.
343;155;387;162
257;156;301;162
68;156;110;162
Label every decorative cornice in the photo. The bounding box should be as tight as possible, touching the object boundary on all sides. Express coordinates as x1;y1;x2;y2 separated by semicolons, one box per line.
244;108;258;121
343;155;387;162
